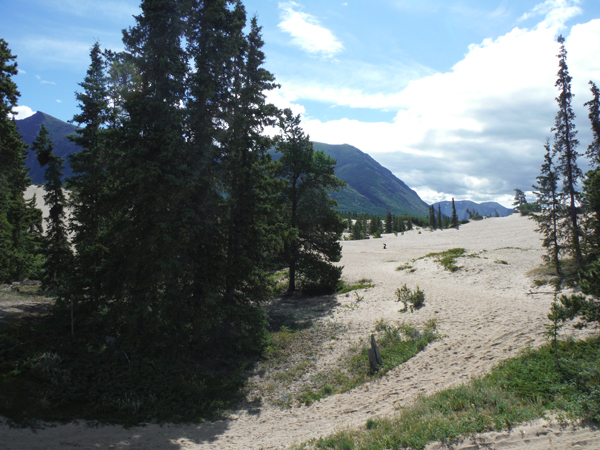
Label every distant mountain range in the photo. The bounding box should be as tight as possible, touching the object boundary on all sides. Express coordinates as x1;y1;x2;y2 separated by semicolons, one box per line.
433;200;514;220
16;111;80;185
17;112;510;219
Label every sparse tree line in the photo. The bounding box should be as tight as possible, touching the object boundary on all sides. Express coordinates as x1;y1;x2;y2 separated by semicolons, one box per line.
0;0;345;357
532;35;600;329
343;212;416;240
343;196;474;240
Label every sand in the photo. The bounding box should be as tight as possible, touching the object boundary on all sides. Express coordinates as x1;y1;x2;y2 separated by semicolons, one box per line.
1;214;598;449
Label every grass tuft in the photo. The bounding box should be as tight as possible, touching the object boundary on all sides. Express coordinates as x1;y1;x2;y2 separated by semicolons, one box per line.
418;248;466;272
337;279;374;294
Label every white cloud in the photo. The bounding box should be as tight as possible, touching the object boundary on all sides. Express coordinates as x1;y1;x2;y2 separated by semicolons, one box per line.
274;58;435;111
265;89;306;117
17;69;26;74
298;7;600;206
278;2;344;58
519;0;582;28
41;80;56;85
12;105;36;119
56;99;62;103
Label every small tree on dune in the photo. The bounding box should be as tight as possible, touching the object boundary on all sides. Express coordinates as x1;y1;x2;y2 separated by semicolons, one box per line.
451;198;459;228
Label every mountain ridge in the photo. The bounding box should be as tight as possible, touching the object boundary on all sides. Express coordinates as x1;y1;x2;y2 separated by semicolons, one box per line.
16;111;80;184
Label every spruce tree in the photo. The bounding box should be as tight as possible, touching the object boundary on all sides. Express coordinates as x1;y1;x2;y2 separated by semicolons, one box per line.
552;35;583;268
407;215;413;230
219;14;281;347
385;210;392;233
101;0;192;346
429;205;436;230
532;140;562;274
67;42;113;315
33;125;72;290
275;109;345;294
0;39;40;282
437;204;443;230
451;197;459;228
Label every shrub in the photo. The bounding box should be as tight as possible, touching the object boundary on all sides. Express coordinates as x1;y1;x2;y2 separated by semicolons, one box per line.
396;284;425;312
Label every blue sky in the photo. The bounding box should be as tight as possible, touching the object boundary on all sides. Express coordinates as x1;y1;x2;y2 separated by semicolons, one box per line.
3;0;600;207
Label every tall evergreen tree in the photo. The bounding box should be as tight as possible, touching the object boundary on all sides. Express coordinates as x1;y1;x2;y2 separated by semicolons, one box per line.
552;35;583;268
33;125;72;290
451;197;459;228
275;109;345;294
385;210;392;233
532;140;562;274
407;215;413;230
219;13;281;347
100;0;192;346
0;39;40;283
429;205;436;230
67;42;113;316
437;204;443;230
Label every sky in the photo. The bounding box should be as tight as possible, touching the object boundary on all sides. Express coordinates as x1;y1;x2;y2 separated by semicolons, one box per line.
3;0;600;208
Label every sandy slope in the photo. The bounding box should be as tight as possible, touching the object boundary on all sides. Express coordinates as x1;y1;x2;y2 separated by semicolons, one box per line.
1;214;598;449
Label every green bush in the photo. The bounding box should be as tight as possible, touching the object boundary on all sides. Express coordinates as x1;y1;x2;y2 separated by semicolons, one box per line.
396;284;425;312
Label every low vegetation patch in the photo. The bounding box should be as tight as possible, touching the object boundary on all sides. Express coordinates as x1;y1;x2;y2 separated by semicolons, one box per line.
337;279;374;294
395;263;414;271
251;320;438;409
300;336;600;450
418;248;466;272
294;320;439;407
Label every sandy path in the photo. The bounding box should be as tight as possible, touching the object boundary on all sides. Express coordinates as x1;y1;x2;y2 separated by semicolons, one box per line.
1;214;598;449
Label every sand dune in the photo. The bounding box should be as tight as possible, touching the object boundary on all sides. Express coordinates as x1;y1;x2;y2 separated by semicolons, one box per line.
1;214;598;449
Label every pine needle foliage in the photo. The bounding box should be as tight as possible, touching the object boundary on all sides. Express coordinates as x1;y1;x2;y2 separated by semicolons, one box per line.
0;39;42;282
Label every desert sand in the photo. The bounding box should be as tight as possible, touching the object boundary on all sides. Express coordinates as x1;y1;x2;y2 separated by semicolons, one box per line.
1;214;599;449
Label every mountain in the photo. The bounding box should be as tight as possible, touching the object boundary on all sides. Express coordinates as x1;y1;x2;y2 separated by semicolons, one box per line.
433;200;514;220
16;111;80;185
311;143;429;217
270;142;429;217
17;112;430;217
